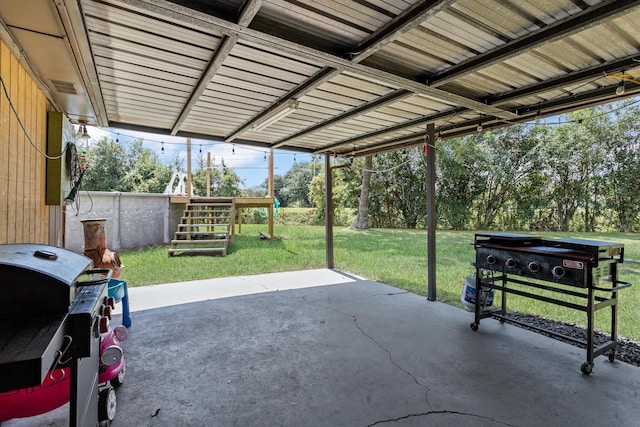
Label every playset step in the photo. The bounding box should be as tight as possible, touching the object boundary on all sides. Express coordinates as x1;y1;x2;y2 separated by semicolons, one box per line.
169;197;235;257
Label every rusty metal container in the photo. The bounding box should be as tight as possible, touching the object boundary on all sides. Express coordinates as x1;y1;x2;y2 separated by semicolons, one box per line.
81;219;124;278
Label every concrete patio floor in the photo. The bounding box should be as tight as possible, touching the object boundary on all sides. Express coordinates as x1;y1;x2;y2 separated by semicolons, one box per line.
6;269;640;426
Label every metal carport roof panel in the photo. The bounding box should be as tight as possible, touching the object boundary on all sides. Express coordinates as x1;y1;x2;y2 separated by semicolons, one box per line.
2;0;640;157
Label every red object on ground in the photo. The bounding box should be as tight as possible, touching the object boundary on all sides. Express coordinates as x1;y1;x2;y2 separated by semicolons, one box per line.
0;326;127;422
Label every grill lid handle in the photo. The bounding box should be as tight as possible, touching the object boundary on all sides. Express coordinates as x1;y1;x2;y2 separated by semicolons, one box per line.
33;249;58;260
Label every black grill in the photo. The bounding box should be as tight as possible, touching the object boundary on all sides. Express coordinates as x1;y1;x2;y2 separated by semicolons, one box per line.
0;243;110;425
470;233;631;375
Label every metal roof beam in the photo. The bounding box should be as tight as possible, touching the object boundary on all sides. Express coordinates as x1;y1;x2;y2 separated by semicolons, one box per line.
272;89;414;149
107;0;516;119
349;0;458;62
428;0;640;87
225;67;338;143
170;0;262;135
170;35;237;135
314;106;468;153
227;0;459;143
486;54;640;105
511;83;640;117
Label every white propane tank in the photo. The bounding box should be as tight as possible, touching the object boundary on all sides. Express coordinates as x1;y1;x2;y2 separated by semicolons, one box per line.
461;275;494;312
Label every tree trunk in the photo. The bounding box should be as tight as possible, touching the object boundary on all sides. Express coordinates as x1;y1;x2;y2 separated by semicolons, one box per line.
352;155;372;229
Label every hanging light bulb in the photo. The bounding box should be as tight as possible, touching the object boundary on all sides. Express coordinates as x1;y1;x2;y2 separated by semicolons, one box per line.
161;142;165;154
116;134;119;144
232;144;235;155
293;153;296;163
199;144;202;153
477;122;483;132
616;79;626;96
264;152;267;161
76;122;90;140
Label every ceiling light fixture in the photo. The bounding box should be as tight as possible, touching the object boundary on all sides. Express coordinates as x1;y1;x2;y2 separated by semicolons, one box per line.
76;121;90;140
251;100;299;132
616;79;626;96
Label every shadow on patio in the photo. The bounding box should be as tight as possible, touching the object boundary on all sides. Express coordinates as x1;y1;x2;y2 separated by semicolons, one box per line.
6;269;640;426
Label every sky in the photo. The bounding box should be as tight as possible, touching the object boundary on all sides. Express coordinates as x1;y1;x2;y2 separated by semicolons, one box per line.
87;126;313;190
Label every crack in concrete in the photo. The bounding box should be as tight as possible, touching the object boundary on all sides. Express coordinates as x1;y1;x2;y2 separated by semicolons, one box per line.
351;316;433;410
352;316;517;427
369;291;410;297
366;410;518;427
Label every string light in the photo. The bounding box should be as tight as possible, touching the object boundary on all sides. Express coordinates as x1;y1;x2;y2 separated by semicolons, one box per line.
161;142;164;153
264;151;267;161
232;144;235;155
199;144;202;153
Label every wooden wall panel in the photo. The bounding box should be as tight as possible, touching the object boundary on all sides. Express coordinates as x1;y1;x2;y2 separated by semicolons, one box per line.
0;42;9;244
0;39;51;245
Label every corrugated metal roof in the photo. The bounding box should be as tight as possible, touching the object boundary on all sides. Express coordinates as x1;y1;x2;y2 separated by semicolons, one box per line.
2;0;640;157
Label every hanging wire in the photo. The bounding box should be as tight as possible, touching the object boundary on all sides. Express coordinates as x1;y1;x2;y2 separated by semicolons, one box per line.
361;146;420;173
0;74;67;159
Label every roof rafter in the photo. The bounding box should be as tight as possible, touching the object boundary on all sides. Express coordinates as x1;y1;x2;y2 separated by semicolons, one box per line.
107;0;516;120
428;0;640;87
314;106;468;154
272;89;414;148
170;0;262;135
226;0;470;144
485;53;640;105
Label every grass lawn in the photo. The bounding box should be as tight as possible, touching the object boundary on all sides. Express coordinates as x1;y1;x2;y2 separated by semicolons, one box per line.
118;225;640;342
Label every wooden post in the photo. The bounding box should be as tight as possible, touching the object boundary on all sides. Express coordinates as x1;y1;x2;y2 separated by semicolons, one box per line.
325;153;334;269
206;151;211;198
268;148;274;241
426;123;437;301
186;138;192;198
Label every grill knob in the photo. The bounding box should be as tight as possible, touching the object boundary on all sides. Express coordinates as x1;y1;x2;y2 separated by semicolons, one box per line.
528;262;540;273
486;255;497;265
552;266;565;278
505;258;517;268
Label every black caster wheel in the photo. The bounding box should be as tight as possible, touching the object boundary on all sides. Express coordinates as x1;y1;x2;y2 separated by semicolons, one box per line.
99;387;117;423
470;322;479;331
580;362;593;375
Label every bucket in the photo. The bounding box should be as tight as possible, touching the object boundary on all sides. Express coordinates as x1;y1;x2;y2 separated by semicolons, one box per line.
460;275;494;312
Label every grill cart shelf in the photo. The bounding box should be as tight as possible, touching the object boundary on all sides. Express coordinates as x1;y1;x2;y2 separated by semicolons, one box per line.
470;233;632;375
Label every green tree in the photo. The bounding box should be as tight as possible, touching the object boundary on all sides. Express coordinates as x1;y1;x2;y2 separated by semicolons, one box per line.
541;111;608;232
279;161;313;207
308;157;352;224
121;140;173;193
436;137;486;230
82;137;131;191
192;156;243;197
471;126;542;229
605;103;640;231
83;137;173;193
